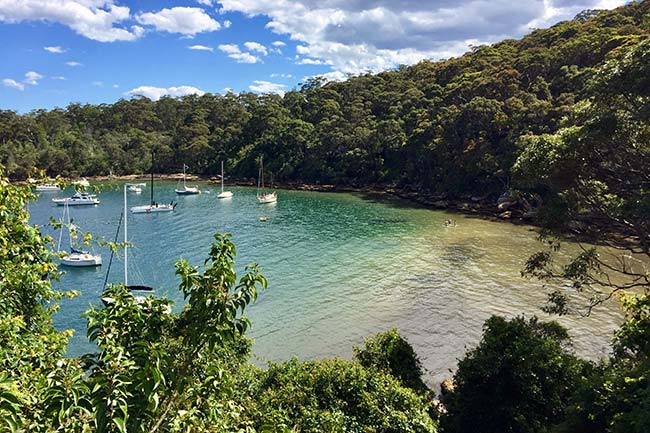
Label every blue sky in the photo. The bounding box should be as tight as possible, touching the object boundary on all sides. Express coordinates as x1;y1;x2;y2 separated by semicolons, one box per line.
0;0;628;112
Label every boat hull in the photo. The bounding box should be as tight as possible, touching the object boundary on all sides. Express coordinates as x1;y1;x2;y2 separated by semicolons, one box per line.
53;192;99;206
175;188;200;195
35;185;60;192
53;199;100;205
217;191;233;199
130;204;175;213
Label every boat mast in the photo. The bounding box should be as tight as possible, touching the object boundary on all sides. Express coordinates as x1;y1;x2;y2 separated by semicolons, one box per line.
150;150;154;205
221;161;224;193
57;201;67;252
183;164;187;188
124;184;128;286
260;157;265;194
257;157;262;196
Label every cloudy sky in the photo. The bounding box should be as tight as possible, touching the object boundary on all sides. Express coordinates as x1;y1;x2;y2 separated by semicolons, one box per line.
0;0;628;112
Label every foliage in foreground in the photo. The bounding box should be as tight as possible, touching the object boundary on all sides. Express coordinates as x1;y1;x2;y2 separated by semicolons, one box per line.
2;169;650;432
254;358;436;433
441;316;583;433
354;327;428;393
441;303;650;433
0;175;437;432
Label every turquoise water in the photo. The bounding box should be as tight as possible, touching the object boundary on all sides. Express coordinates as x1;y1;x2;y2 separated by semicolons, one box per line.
29;182;623;385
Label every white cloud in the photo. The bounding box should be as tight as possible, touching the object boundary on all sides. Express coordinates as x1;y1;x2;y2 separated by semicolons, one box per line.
2;78;24;91
112;84;119;88
136;7;221;35
66;61;82;67
272;40;286;47
297;57;326;65
196;0;214;5
312;70;347;82
217;0;627;75
223;19;232;28
218;44;261;63
223;87;233;93
271;73;293;78
24;71;43;85
52;76;66;80
0;0;143;42
218;43;240;54
231;52;260;63
92;80;104;87
125;85;205;101
188;44;213;51
244;41;268;55
249;80;287;95
44;45;65;53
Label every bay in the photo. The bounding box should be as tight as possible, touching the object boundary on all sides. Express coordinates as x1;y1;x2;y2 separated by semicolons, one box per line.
29;182;623;386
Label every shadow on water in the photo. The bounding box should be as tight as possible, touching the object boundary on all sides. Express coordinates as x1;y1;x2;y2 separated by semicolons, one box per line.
356;191;430;210
439;241;487;268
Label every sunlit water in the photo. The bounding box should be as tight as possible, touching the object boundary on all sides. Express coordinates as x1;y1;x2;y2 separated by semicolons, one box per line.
29;182;624;386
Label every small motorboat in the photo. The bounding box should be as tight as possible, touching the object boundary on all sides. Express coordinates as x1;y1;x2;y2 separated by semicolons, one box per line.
35;183;60;192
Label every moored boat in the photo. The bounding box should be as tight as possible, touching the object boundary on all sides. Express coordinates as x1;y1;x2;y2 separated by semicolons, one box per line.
217;160;233;199
175;164;200;195
52;191;100;206
35;183;61;192
57;202;102;267
256;157;277;204
130;153;174;213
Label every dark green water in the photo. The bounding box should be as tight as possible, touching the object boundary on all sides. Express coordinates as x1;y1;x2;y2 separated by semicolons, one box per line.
29;182;623;385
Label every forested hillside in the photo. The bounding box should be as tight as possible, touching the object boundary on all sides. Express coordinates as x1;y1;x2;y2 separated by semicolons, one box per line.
1;1;648;201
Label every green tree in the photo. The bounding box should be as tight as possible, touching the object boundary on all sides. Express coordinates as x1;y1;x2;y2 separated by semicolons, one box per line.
354;328;428;392
442;316;582;433
253;358;437;433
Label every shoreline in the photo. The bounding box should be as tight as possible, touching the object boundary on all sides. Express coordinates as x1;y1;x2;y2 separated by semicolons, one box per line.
30;174;620;244
76;173;531;226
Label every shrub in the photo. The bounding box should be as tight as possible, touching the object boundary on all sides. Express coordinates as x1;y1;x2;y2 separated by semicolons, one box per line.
442;316;582;433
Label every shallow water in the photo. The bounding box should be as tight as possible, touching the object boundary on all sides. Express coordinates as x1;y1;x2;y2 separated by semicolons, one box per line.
29;182;624;385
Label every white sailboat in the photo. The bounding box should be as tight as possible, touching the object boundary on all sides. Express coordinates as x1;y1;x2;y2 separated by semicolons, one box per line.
256;157;277;204
57;202;102;267
101;184;155;306
175;164;200;195
216;160;233;199
123;184;154;292
130;153;175;213
127;183;145;194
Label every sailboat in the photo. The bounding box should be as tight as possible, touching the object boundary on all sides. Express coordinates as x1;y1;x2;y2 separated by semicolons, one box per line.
122;184;154;292
216;160;233;199
130;153;175;213
101;184;154;306
127;183;144;194
57;201;102;267
175;164;200;195
256;157;277;204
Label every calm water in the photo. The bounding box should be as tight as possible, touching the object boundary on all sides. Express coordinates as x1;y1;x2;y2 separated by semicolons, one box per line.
29;182;624;385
